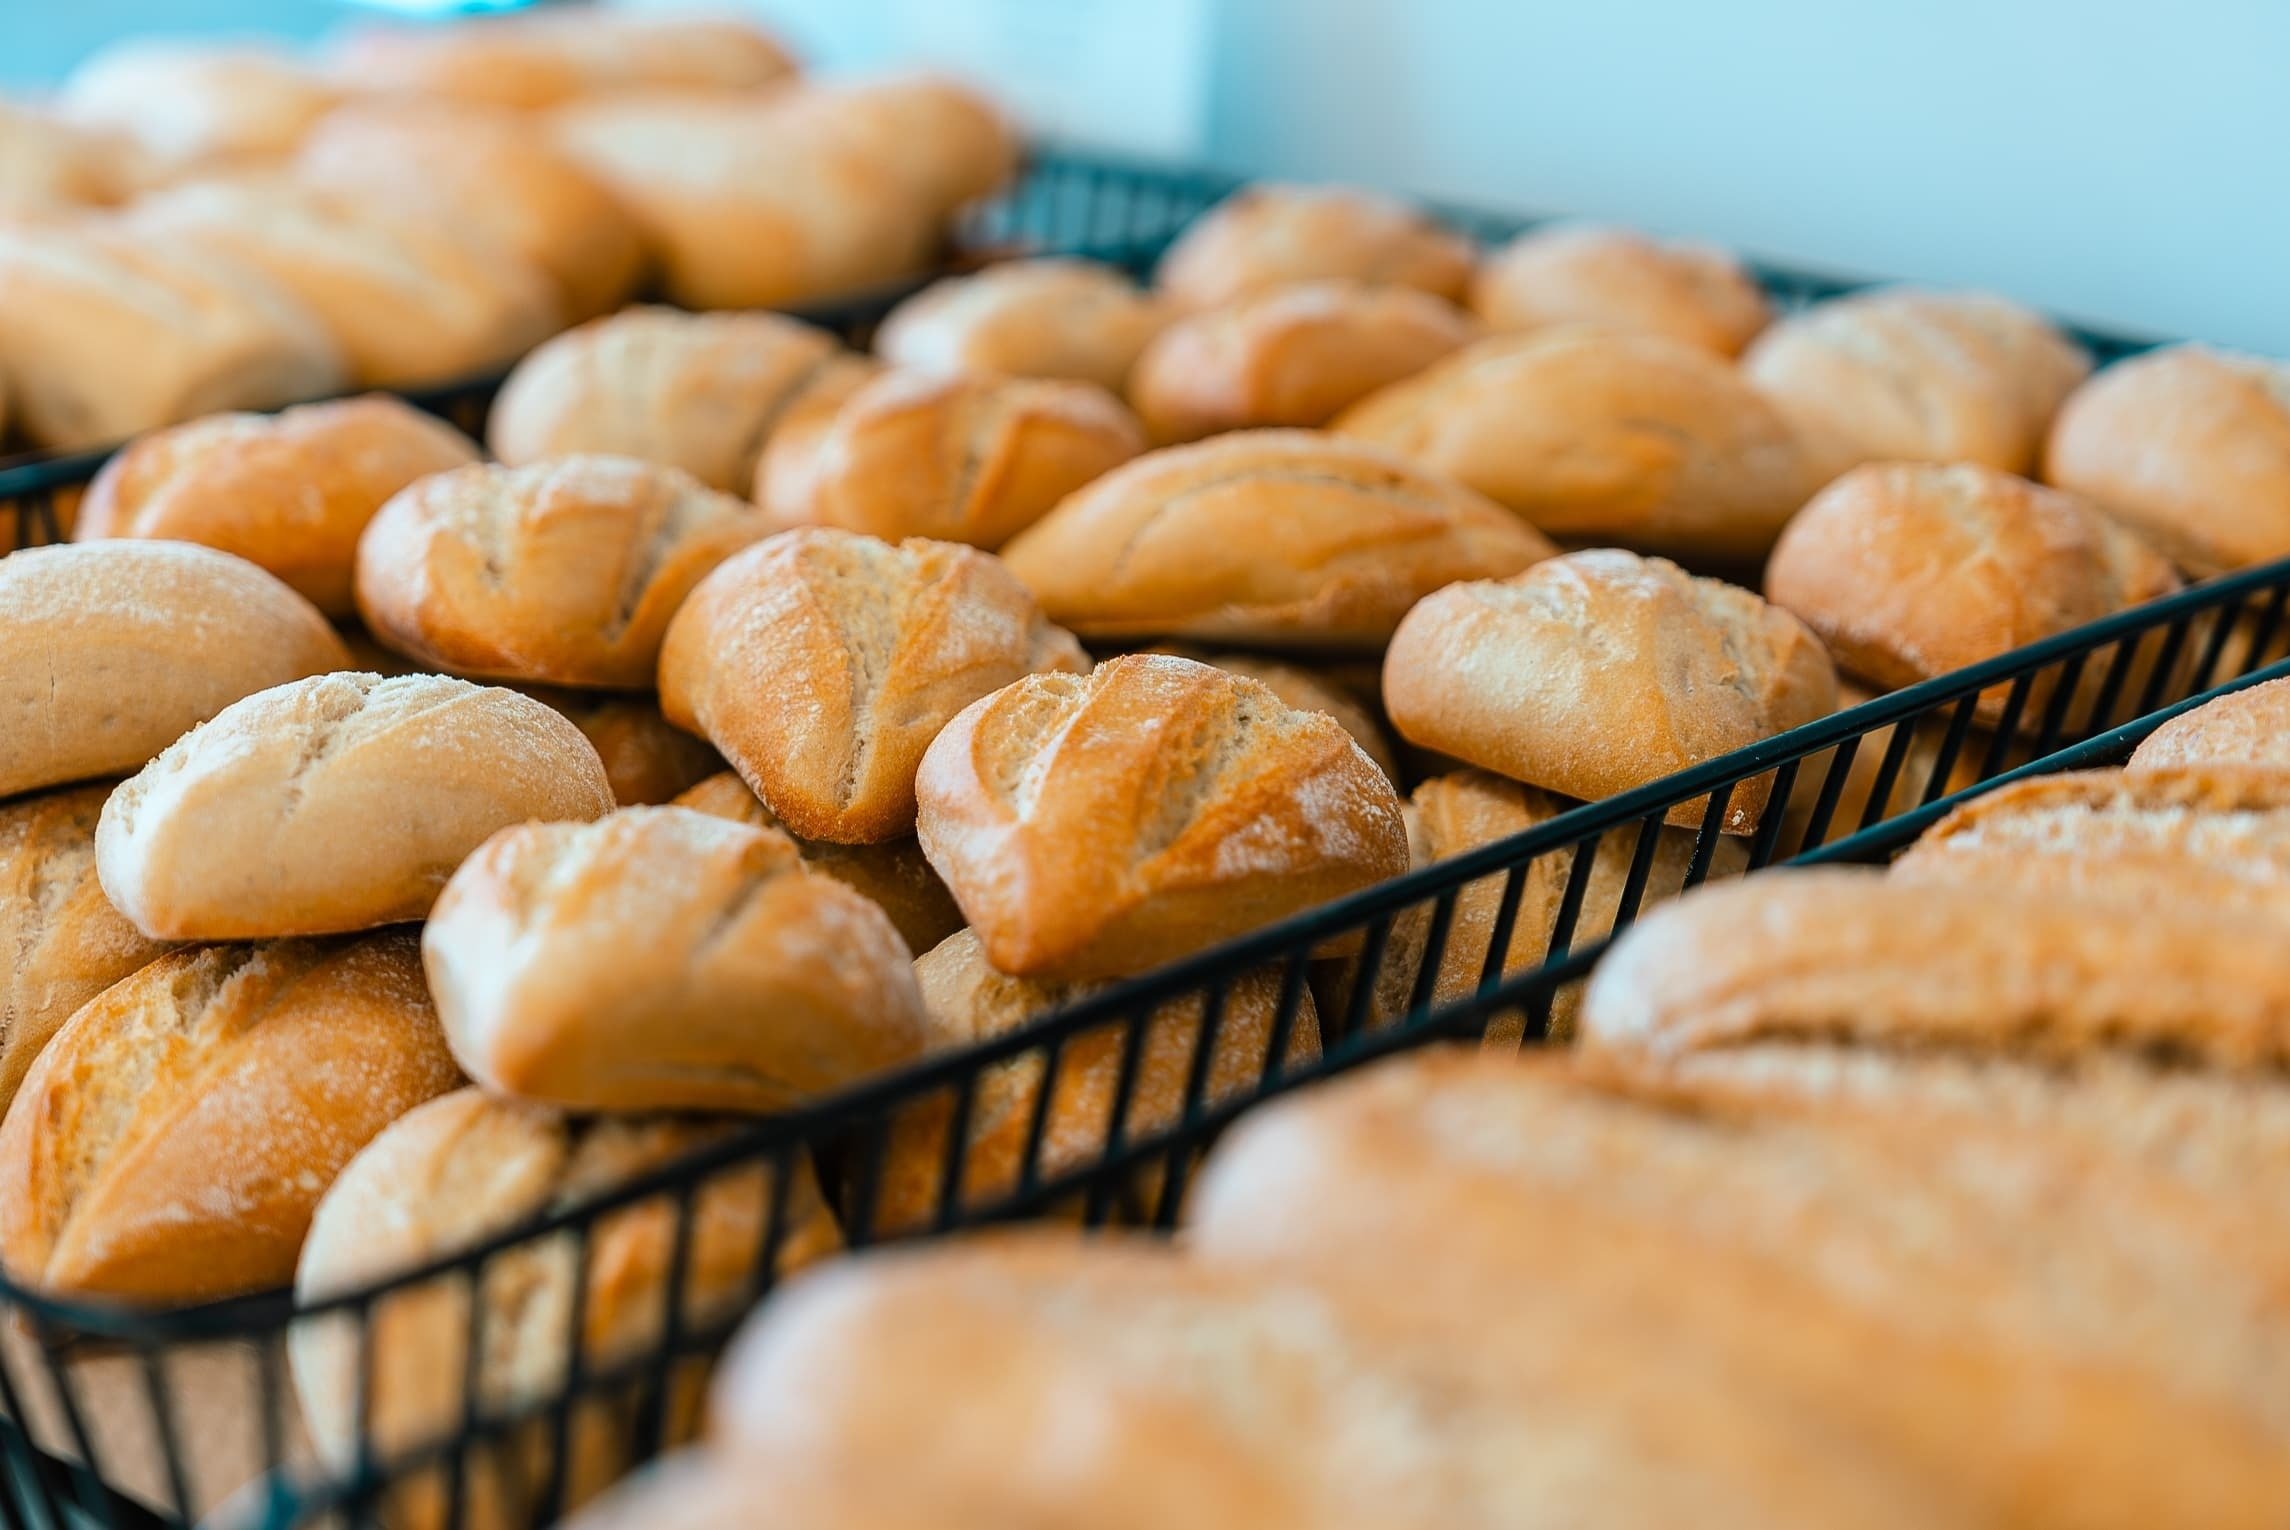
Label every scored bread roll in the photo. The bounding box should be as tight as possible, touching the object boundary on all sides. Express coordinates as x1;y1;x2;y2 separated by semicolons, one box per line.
2043;345;2290;576
914;654;1410;980
355;456;768;688
1335;327;1822;563
95;672;614;940
0;541;350;800
999;429;1555;650
523;689;723;806
330;8;798;110
659;529;1088;844
1155;183;1476;310
1469;224;1773;356
75;395;481;617
1129;279;1480;443
0;932;459;1301
1383;549;1838;833
0;222;345;449
2131;676;2290;774
59;40;336;174
488;306;845;493
1150;647;1400;784
874;258;1169;392
425;806;929;1114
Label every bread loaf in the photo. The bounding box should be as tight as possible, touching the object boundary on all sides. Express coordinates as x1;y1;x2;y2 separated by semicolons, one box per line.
0;933;459;1300
330;8;797;110
1470;224;1772;356
2131;676;2290;774
915;654;1410;979
75;395;481;616
524;690;723;806
355;456;768;688
59;40;336;173
659;529;1088;844
95;672;614;939
1000;429;1555;650
1383;550;1838;832
1155;183;1475;310
875;258;1169;392
0;542;350;800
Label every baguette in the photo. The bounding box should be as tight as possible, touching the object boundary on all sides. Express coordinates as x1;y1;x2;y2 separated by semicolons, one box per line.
1155;183;1475;310
1470;224;1772;356
875;257;1168;392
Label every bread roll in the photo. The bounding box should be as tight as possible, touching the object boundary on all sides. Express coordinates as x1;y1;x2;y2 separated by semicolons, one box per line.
0;222;345;449
293;1089;838;1530
355;456;767;688
95;672;613;940
489;305;844;493
1130;280;1480;443
0;933;458;1301
1000;429;1555;650
1764;462;2179;719
915;654;1410;979
1151;647;1399;783
775;368;1146;548
75;395;481;617
1155;183;1475;310
751;353;887;524
872;929;1321;1232
1470;224;1772;356
2131;676;2290;774
524;689;723;806
129;175;559;389
0;542;350;799
331;9;797;110
296;100;645;321
659;529;1088;844
1383;549;1838;833
875;258;1168;391
0;784;173;1113
2043;345;2290;576
672;772;963;954
765;74;1017;215
0;100;137;216
59;40;336;173
1742;287;2091;476
1335;327;1821;562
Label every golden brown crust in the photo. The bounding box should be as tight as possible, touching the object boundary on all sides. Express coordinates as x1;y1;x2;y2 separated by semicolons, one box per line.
1154;183;1476;310
521;689;723;806
875;258;1169;392
751;351;886;523
2131;676;2290;774
1469;224;1773;356
1150;647;1399;784
75;395;480;616
330;9;798;110
763;74;1017;216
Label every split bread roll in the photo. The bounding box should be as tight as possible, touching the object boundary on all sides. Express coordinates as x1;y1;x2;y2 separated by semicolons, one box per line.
354;456;768;687
294;1089;839;1530
0;932;459;1301
0;541;350;800
330;9;797;110
1000;429;1555;650
0;222;345;449
59;40;337;174
2044;344;2290;576
914;654;1410;980
1129;279;1480;443
659;529;1089;844
1383;549;1838;833
525;690;723;806
1334;327;1822;562
95;672;614;940
75;395;481;616
2131;675;2290;773
425;806;930;1114
1154;183;1476;310
1742;287;2091;476
874;258;1169;392
1470;224;1773;356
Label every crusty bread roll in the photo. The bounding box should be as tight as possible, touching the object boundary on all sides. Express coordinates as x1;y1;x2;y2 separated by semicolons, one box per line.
872;928;1321;1232
1469;224;1772;356
1765;462;2180;719
999;429;1555;650
2131;676;2290;774
95;672;614;940
296;100;645;321
0;784;174;1112
59;40;336;174
1742;287;2092;476
751;352;886;522
524;689;723;806
75;395;481;616
671;771;963;954
659;529;1088;844
765;74;1017;216
489;305;844;493
129;175;560;389
915;654;1410;979
1129;279;1480;443
1155;183;1476;310
1151;647;1399;783
1383;549;1838;833
1335;327;1822;562
874;258;1169;392
0;223;345;449
330;9;798;111
0;541;350;800
294;1088;838;1530
772;368;1146;548
0;932;458;1301
2043;345;2290;576
426;806;929;1113
355;456;767;688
